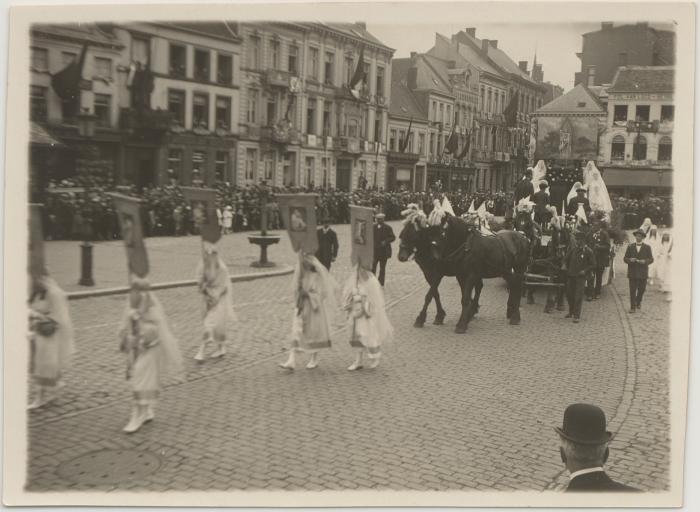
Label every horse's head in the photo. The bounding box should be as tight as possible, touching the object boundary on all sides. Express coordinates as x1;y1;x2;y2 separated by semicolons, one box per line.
514;210;532;232
398;220;420;262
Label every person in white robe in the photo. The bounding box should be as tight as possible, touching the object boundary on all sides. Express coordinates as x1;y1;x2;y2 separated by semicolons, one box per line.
118;277;183;433
583;161;613;220
28;276;74;410
646;225;661;285
194;242;237;361
638;217;653;235
656;232;673;299
343;266;394;370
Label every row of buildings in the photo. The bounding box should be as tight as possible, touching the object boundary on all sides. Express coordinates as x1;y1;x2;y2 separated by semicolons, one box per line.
29;21;559;196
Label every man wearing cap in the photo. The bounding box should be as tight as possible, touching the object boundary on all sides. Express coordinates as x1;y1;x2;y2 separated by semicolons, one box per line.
624;229;654;313
533;180;551;225
586;220;611;300
562;230;596;323
513;168;535;207
315;218;339;271
372;213;396;286
555;403;639;492
566;187;591;217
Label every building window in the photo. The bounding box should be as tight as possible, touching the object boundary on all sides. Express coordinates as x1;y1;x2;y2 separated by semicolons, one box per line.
263;151;275;181
658;137;672;162
305;156;315;187
270;40;280;69
322;101;332;136
194;49;210;82
480;87;485;112
431;101;437;121
321;157;329;188
94;57;112;80
389;129;397;151
376;66;385;98
247;36;260;69
168;149;183;181
308;47;319;80
30;85;47;122
374;118;381;143
635;105;650;122
661;105;674;122
418;133;425;155
132;37;149;66
288;46;298;74
446;105;452;125
344;56;354;86
587;65;596;86
215;151;229;182
266;96;277;126
168;89;185;126
192;150;207;179
633;135;647;160
30;47;48;71
169;44;186;78
618;52;628;66
245;148;257;181
398;130;405;151
247;89;258;124
216;96;231;130
306;97;317;134
611;135;626;161
94;93;111;127
192;93;209;129
217;54;233;84
430;133;435;157
324;52;334;85
62;51;77;66
347;119;358;138
613;105;628;123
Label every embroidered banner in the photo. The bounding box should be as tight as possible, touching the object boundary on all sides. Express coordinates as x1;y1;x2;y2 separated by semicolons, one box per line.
108;193;149;279
350;205;375;270
277;193;318;254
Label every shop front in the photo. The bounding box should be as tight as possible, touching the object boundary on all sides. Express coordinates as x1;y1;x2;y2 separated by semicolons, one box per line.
603;165;672;198
386;150;420;191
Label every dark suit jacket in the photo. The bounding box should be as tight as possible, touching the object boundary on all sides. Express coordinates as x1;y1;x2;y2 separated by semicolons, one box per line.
586;229;611;268
374;223;396;260
567;197;592;216
564;244;596;278
566;471;639;492
315;227;339;268
624;243;654;280
513;179;535;203
533;190;550;214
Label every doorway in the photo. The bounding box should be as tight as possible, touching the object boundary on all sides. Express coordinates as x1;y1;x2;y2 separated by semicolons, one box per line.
336;159;352;191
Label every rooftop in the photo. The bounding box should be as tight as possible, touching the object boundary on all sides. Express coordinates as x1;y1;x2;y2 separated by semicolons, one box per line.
389;62;428;121
608;66;674;93
535;83;605;115
157;21;241;42
31;23;122;48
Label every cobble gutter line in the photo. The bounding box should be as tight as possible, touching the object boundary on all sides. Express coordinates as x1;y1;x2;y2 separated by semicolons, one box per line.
544;279;639;491
29;281;426;428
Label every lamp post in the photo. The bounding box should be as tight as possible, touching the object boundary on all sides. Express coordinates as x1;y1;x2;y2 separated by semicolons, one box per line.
77;111;97;287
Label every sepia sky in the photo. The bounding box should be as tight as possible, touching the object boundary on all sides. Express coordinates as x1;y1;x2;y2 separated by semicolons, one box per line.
368;22;621;91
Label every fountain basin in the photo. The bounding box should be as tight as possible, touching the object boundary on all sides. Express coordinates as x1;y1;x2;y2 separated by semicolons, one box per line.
248;234;281;267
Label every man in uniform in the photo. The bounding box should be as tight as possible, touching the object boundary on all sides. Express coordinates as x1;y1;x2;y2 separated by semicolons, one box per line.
315;218;339;271
563;230;596;323
372;213;396;286
532;180;551;225
586;220;611;300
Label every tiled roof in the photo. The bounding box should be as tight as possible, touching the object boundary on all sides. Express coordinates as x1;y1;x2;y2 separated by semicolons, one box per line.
434;33;502;77
457;30;535;83
158;22;240;42
321;23;393;51
31;23;122;48
535;84;605;114
389;61;428;121
607;66;674;93
30;123;63;147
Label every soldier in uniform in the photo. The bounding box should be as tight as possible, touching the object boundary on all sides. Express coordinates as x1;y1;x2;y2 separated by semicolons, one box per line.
562;230;596;323
586;220;611;300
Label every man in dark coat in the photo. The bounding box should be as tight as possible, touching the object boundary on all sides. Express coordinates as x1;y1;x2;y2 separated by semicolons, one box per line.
586;220;611;300
315;218;339;270
624;229;654;313
513;168;535;206
555;403;639;492
567;187;592;217
372;213;395;286
532;180;551;225
562;230;596;323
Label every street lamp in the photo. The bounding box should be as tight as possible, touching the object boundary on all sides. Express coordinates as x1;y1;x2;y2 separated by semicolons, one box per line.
77;111;97;287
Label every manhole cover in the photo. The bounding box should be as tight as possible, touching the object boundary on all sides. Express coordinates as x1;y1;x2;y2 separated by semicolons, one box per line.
57;449;161;485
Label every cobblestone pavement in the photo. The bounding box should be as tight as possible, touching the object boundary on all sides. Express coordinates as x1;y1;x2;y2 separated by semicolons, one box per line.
26;233;670;493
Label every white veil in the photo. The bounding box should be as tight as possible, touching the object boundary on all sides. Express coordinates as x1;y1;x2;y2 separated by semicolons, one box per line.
583;161;613;213
567;181;583;203
531;160;548;192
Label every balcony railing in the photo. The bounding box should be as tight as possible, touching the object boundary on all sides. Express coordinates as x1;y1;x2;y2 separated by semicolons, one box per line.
264;69;293;88
626;120;659;133
120;108;173;133
335;136;362;154
261;124;300;144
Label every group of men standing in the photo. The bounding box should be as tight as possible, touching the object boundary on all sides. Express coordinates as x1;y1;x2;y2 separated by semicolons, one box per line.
315;213;396;286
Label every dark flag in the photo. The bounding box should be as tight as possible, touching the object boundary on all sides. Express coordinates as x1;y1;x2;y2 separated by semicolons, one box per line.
399;117;413;153
503;92;519;127
457;128;471;160
51;42;89;116
444;127;458;154
349;45;366;99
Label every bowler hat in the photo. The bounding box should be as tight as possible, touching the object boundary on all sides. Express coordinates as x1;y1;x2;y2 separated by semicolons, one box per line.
375;213;386;219
633;229;646;237
554;403;614;445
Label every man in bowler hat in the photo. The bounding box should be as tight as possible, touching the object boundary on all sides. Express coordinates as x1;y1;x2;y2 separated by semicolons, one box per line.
555;403;638;492
372;213;395;286
624;229;654;313
562;230;596;323
315;218;339;270
567;186;592;217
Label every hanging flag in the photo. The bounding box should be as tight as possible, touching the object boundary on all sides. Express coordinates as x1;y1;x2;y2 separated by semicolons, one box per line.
51;42;89;116
444;127;458;154
277;194;319;254
349;45;366;99
108;193;150;279
350;205;375;270
181;186;221;244
399;117;413;153
441;196;455;216
503;92;519;127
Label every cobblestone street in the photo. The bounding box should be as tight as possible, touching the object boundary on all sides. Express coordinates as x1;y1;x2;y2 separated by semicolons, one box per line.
26;224;670;493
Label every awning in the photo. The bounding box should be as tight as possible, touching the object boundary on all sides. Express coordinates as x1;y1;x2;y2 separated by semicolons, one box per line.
30;122;64;148
603;167;672;188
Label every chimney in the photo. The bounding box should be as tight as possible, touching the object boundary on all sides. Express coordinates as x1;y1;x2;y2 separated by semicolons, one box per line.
481;39;490;53
355;22;366;30
410;51;417;59
407;66;418;90
465;27;476;38
489;40;498;49
518;61;528;73
601;22;613;30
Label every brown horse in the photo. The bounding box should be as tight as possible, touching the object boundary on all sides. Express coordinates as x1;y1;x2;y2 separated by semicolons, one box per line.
429;215;530;333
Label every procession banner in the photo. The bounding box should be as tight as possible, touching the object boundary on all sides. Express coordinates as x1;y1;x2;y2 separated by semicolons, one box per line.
180;186;221;245
350;205;374;270
277;193;318;254
108;193;149;279
28;204;46;282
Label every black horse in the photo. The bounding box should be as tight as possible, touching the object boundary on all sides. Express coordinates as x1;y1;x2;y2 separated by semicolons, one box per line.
398;219;483;328
429;215;530;333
